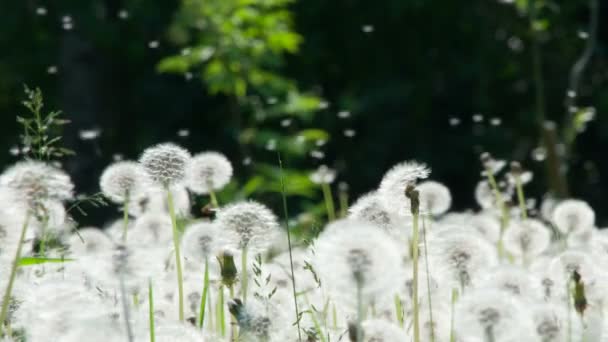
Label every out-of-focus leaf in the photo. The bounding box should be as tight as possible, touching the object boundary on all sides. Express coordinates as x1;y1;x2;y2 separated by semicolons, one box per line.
19;257;74;266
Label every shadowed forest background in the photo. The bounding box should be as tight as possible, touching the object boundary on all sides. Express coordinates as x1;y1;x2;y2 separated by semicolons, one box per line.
0;0;607;227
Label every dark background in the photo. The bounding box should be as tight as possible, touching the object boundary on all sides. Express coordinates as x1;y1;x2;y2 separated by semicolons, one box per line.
0;0;607;227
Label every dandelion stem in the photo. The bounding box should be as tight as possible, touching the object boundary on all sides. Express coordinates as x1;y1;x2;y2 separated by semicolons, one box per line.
394;294;404;327
514;175;527;220
321;183;336;222
484;169;509;259
166;187;185;321
119;272;134;342
123;192;130;243
38;215;49;257
0;212;30;336
449;288;458;342
411;209;421;342
209;189;219;208
338;187;348;218
277;152;303;342
198;258;210;329
355;281;364;342
422;215;435;342
241;247;248;303
229;285;237;341
149;280;155;342
218;284;226;336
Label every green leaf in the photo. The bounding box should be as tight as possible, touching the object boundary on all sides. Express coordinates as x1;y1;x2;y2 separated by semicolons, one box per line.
18;257;75;266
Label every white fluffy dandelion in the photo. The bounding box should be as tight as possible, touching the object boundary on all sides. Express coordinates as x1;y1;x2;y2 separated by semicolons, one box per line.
347;191;403;234
99;161;149;203
185;151;233;194
181;221;220;266
378;161;430;216
503;219;551;259
552;199;595;235
139;143;191;186
417;180;452;215
313;220;403;310
309;165;336;185
0;161;74;204
215;201;280;253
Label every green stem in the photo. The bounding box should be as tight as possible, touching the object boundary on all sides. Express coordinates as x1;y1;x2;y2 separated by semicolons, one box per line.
241;248;248;304
332;302;337;330
515;175;527;220
484;169;509;259
394;295;404;327
38;216;49;258
277;152;303;341
338;188;348;218
422;215;435;342
229;285;237;341
356;281;364;342
0;212;30;336
119;273;134;342
449;288;458;342
167;187;185;321
321;183;336;222
149;280;155;342
412;210;421;342
198;258;210;329
218;285;226;337
123;192;130;243
209;189;219;208
305;295;327;342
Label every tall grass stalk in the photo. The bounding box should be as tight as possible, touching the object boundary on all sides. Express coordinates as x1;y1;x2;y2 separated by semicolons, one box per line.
321;183;336;221
394;295;404;327
278;152;303;341
0;212;31;336
422;215;435;342
149;280;155;342
198;258;210;329
166;187;185;321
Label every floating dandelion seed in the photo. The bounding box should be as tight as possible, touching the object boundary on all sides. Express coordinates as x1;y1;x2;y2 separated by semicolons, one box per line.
532;146;547;161
280;119;292;127
449;117;461;126
177;129;190;137
78;128;101;140
36;7;47;15
361;25;374;33
310;150;325;159
337;110;351;118
185;151;233;195
472;114;484;123
117;9;129;19
148;40;160;49
490;117;502;126
47;66;58;74
344;129;356;137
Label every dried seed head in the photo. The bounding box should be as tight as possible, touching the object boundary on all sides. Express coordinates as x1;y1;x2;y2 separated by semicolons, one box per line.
99;161;149;203
215;201;280;253
378;161;430;216
0;161;74;206
417;180;452;215
139;143;191;186
552;199;595;235
185;151;233;194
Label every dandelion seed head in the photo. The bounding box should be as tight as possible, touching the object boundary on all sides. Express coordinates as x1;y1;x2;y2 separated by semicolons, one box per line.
68;228;113;256
347;192;403;234
0;161;74;205
153;322;206;342
309;165;336;185
181;221;220;264
215;201;280;253
130;212;173;246
552;199;595;234
503;219;551;258
139;143;191;186
378;161;430;216
127;185;190;217
185;151;233;194
100;161;149;203
417;180;452;215
361;319;411;341
314;220;403;310
477;265;543;300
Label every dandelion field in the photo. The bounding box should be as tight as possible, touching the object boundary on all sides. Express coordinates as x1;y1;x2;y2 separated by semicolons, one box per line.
1;0;608;342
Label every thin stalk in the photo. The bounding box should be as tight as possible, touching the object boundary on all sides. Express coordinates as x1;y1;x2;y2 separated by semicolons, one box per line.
166;187;185;321
412;210;421;342
484;170;509;259
198;258;210;329
207;284;214;331
38;215;49;257
321;183;336;221
123;192;130;243
149;280;155;342
217;285;226;336
119;273;134;342
0;212;31;336
229;285;237;341
338;187;348;218
394;295;404;327
241;248;248;303
304;295;327;342
277;152;303;341
209;188;219;208
422;215;435;342
355;281;364;342
332;302;337;330
514;175;527;220
449;288;458;342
